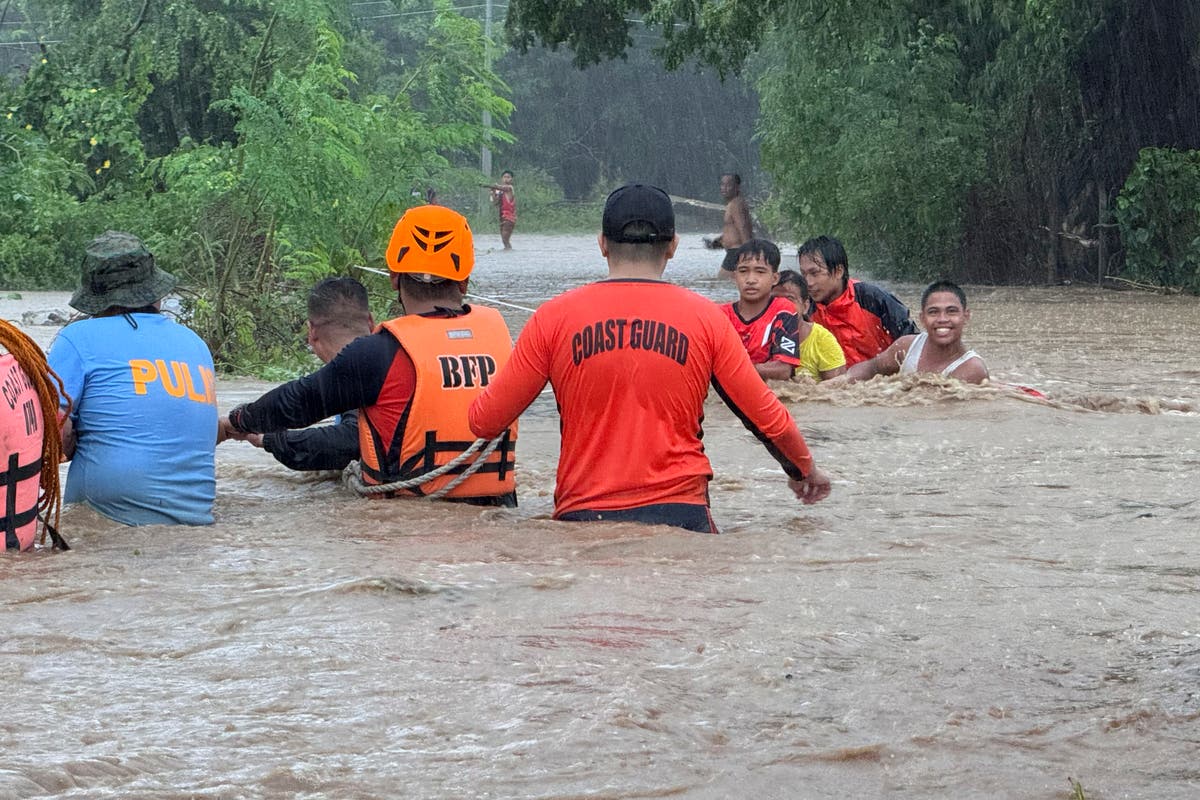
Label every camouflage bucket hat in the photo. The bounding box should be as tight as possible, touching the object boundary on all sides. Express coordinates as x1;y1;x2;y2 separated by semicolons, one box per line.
70;231;178;315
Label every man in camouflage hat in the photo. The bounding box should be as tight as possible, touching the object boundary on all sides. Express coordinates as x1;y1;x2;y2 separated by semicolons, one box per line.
69;231;179;315
48;231;218;526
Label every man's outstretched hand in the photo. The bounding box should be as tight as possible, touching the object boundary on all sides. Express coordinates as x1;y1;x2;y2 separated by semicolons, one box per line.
789;466;831;504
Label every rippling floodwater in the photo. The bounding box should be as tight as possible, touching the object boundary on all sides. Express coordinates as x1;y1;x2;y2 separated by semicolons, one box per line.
3;232;1198;799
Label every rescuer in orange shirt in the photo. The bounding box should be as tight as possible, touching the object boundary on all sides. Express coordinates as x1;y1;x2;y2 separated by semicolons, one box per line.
468;183;830;533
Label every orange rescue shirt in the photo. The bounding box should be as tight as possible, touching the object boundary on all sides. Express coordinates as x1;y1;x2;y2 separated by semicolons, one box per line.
468;279;814;517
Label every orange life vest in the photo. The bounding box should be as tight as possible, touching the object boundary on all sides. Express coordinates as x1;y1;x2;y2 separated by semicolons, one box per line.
812;279;906;365
358;307;517;499
0;354;44;551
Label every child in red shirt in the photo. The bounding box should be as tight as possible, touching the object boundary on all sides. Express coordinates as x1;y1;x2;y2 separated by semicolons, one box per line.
719;239;801;382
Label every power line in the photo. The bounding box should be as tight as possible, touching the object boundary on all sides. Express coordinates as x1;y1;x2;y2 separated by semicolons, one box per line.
355;3;506;21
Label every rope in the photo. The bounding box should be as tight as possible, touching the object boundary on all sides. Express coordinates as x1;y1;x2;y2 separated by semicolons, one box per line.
350;265;539;313
342;434;507;499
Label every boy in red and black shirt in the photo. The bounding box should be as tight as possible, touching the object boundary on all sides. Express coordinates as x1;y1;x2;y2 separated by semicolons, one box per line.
719;239;801;382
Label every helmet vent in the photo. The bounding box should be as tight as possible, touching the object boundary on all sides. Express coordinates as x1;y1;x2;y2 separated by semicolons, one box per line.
413;225;455;253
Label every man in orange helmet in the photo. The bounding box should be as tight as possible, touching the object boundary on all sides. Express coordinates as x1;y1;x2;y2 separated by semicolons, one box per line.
220;205;518;505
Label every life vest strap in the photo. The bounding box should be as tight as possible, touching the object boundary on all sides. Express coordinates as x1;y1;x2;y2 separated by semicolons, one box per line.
391;430;515;484
40;519;70;551
3;452;40;551
344;432;509;499
0;453;41;484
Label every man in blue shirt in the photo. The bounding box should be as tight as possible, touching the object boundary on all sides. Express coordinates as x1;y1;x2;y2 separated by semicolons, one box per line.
48;231;217;526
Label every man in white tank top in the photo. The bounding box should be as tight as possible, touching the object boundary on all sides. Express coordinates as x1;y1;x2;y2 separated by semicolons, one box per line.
837;281;988;385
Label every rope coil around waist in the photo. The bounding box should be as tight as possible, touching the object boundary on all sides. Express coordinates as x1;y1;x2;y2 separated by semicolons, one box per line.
342;434;506;500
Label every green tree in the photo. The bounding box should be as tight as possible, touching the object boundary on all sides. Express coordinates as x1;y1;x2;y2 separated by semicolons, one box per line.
1;0;513;369
757;12;985;277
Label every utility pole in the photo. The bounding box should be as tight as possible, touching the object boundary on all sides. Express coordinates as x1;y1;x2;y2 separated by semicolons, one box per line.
481;0;493;181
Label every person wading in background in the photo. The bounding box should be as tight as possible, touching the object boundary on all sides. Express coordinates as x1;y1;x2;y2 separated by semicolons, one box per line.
488;170;517;250
705;172;755;278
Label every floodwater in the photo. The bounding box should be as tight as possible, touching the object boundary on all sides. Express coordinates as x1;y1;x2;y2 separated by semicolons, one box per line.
2;232;1198;799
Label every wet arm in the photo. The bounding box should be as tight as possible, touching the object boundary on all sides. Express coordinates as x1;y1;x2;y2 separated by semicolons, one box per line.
59;415;76;461
262;411;360;471
952;358;990;385
844;338;908;383
818;364;847;380
229;335;391;434
709;323;814;480
756;360;795;381
469;317;550;438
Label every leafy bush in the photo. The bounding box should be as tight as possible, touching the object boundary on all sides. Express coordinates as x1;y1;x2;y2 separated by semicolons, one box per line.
1;2;512;375
1114;148;1200;293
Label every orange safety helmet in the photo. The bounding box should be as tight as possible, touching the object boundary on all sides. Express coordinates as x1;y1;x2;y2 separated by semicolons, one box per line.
384;205;475;282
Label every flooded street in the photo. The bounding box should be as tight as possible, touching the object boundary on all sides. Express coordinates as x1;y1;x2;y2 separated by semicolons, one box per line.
3;232;1199;799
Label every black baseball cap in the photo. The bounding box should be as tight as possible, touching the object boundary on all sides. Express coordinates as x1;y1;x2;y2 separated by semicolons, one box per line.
602;184;676;243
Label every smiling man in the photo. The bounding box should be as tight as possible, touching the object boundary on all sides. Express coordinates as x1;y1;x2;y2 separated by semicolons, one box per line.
842;280;988;384
798;235;917;365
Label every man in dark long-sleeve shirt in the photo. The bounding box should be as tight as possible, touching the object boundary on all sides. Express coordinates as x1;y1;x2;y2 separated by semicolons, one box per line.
241;277;373;471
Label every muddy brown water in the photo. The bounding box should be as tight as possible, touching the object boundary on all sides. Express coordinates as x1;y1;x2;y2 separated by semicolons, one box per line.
2;233;1198;799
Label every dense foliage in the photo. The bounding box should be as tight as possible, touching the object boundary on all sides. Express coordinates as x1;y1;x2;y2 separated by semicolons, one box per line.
1;0;511;370
507;0;1200;289
5;0;1199;320
1115;148;1200;294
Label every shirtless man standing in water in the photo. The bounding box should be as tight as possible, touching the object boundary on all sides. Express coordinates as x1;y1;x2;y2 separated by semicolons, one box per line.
704;173;754;277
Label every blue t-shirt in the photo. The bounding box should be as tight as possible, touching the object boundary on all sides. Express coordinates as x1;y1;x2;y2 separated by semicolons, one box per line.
48;313;217;525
